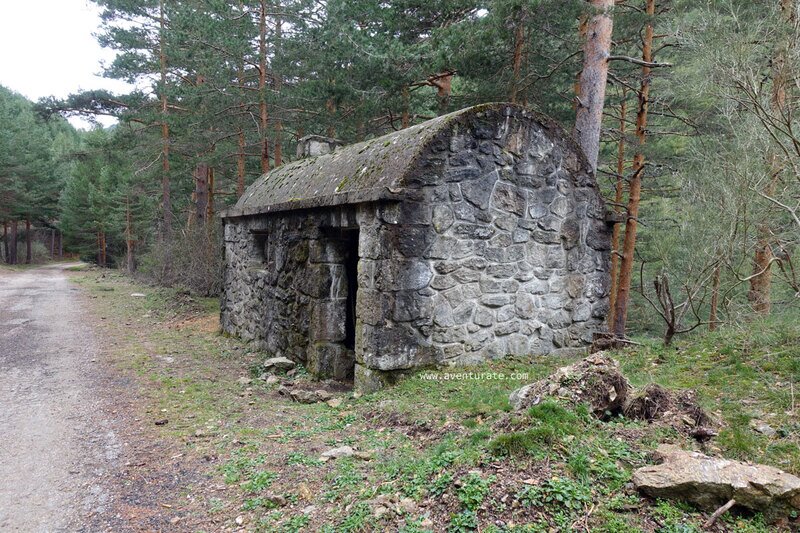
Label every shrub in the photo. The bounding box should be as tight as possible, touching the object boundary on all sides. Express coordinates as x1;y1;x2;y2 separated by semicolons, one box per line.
137;222;223;296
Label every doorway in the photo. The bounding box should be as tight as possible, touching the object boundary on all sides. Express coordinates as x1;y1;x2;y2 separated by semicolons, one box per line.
319;226;359;382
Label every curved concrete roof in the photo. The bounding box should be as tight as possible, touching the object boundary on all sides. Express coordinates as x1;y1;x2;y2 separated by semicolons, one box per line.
221;103;590;218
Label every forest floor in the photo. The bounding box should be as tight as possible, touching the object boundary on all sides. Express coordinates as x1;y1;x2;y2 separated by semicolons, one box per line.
3;263;799;532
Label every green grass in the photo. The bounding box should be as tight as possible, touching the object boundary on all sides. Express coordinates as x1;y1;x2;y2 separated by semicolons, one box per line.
620;313;800;471
73;268;800;531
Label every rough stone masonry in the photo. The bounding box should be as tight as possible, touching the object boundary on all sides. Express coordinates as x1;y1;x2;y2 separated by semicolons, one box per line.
220;103;611;392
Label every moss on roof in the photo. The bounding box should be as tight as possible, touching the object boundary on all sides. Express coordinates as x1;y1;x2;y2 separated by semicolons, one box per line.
222;103;587;218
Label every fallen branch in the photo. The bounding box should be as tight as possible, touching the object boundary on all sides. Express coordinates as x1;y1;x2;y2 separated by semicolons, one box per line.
703;499;736;528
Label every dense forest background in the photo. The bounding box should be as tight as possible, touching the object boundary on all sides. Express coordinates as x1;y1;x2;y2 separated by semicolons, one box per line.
1;0;798;342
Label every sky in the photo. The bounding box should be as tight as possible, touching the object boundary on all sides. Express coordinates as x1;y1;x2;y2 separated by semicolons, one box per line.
0;0;133;128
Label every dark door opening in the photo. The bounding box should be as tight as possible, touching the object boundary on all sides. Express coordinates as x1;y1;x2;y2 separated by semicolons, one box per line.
342;229;359;351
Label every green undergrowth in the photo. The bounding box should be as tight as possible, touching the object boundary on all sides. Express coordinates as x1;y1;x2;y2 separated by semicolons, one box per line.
73;268;798;532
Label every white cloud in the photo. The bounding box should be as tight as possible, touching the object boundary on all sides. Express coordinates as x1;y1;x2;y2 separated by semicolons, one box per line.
0;0;134;128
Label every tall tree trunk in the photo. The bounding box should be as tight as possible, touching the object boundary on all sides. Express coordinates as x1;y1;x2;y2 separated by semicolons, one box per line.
9;221;17;265
709;263;721;331
749;200;775;314
237;127;246;197
159;0;172;241
236;59;246;197
50;228;55;259
573;0;614;172
126;195;136;274
401;86;410;129
58;230;62;258
25;218;31;264
574;15;589;111
510;20;526;104
259;0;270;173
99;231;107;268
274;5;283;167
612;0;654;339
207;168;215;220
2;221;8;263
326;96;337;138
434;73;453;115
608;88;627;329
748;0;794;314
194;163;209;224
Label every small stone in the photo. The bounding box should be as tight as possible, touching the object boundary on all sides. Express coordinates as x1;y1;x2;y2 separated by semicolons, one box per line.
353;451;373;461
263;356;296;372
749;419;778;437
373;505;390;519
321;446;355;460
235;516;244;526
237;376;252;386
315;389;333;401
154;419;168;426
398;497;417;514
327;398;344;408
298;483;313;501
290;389;321;404
265;375;280;386
130;293;146;297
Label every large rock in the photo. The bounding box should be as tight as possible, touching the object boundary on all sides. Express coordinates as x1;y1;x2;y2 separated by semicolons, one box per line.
634;445;800;519
509;353;630;418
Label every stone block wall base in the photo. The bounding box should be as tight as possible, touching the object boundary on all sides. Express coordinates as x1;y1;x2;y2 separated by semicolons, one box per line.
354;364;396;393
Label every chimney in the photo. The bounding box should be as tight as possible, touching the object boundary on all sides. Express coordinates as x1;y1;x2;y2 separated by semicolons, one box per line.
296;135;344;158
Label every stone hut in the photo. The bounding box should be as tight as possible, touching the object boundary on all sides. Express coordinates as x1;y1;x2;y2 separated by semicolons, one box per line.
220;103;611;391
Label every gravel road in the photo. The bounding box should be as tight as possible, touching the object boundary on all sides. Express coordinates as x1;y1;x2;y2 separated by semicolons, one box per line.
0;264;120;532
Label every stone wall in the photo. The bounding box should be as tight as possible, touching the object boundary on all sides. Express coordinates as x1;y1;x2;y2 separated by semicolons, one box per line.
353;116;609;388
222;109;610;391
222;206;366;376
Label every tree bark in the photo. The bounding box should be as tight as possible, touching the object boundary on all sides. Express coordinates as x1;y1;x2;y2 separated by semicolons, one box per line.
433;73;453;115
99;231;107;268
510;19;526;104
237;127;246;197
573;15;589;111
25;218;31;264
608;88;627;329
326;96;337;138
709;263;721;331
274;5;283;167
748;0;794;314
401;86;410;129
259;0;270;173
2;221;8;263
194;163;209;225
612;0;654;339
9;221;17;265
126;195;136;274
50;228;55;259
573;0;614;172
159;0;172;241
207;167;215;220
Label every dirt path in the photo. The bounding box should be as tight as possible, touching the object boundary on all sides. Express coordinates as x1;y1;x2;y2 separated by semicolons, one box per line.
0;264;121;532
